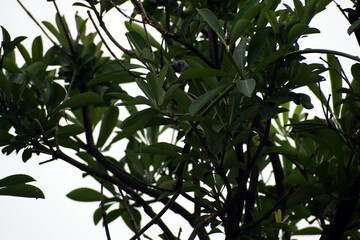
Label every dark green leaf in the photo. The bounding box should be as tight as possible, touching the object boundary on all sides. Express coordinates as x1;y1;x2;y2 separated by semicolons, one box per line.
0;71;11;97
189;85;226;116
42;21;61;41
121;108;159;129
67;188;105;202
230;19;250;46
31;36;43;62
60;92;104;109
127;31;148;52
237;78;256;97
136;78;155;103
22;148;32;162
0;174;36;187
348;19;360;35
58;124;85;137
93;204;112;225
97;106;119;148
87;71;135;86
197;8;226;45
125;22;161;49
146;72;161;104
179;68;228;81
2;57;22;73
288;23;308;44
0;184;44;199
327;54;342;117
293;227;322;235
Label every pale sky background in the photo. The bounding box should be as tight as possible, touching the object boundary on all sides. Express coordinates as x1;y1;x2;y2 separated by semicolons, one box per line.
0;1;358;240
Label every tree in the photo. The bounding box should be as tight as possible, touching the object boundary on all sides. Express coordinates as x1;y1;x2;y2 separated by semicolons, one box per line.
1;0;360;239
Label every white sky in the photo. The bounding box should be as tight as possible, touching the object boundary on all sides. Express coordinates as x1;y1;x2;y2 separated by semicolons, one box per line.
0;1;358;240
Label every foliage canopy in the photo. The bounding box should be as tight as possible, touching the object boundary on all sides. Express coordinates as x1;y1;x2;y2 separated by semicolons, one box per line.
1;0;360;239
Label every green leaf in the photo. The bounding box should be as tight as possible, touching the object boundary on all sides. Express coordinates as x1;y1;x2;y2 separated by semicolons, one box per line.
59;92;104;109
125;22;161;49
248;29;267;67
303;3;316;24
55;14;70;51
136;78;155;103
197;8;226;46
42;21;61;41
0;184;44;199
127;31;148;52
22;148;32;162
106;209;123;225
67;188;105;202
2;57;22;73
264;10;279;33
87;71;135;86
1;26;11;45
230;19;251;46
0;174;36;187
16;43;32;65
146;72;161;104
121;108;159;129
189;85;226;116
275;209;282;223
237;78;256;97
348;19;360;35
327;54;342;117
293;227;322;235
0;71;11;97
93;204;112;225
0;129;12;146
288;23;308;44
121;206;141;230
233;38;247;73
97;106;119;148
144;117;177;128
31;36;43;62
254;51;287;74
58;124;85;137
351;63;360;82
283;174;307;185
135;142;182;156
179;68;228;81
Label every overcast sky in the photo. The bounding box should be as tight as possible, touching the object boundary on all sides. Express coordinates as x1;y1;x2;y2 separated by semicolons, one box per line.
0;1;358;240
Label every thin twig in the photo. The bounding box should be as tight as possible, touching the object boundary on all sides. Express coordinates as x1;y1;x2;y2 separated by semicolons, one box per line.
118;188;140;238
125;32;153;71
87;11;143;79
237;185;296;232
106;0;143;23
188;211;219;240
129;169;183;240
101;183;112;240
170;0;185;32
320;56;353;90
86;2;138;58
34;118;56;155
16;0;62;50
52;0;74;55
137;0;155;60
54;69;77;150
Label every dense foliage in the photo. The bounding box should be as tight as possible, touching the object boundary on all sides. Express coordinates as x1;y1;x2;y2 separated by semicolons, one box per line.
1;0;360;239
